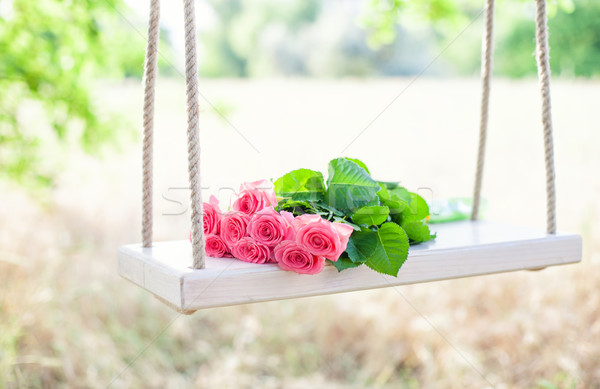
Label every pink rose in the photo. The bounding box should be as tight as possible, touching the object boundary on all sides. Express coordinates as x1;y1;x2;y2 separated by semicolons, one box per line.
205;234;231;258
220;211;251;249
280;211;295;227
247;207;295;247
295;216;354;262
231;237;271;264
203;195;222;235
232;179;278;215
332;222;354;251
273;240;325;275
292;213;322;229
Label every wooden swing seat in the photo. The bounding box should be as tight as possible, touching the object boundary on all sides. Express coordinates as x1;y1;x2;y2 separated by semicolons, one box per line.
118;221;581;313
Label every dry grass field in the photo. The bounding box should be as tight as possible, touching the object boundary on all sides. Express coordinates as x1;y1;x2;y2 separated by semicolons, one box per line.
1;78;599;388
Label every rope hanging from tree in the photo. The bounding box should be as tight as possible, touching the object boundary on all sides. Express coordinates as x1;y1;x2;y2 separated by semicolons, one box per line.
140;0;558;271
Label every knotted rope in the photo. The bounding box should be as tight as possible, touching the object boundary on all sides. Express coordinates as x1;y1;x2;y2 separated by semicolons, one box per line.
141;0;206;267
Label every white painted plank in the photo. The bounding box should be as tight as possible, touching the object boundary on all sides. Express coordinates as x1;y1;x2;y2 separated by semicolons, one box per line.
118;245;184;308
118;221;582;312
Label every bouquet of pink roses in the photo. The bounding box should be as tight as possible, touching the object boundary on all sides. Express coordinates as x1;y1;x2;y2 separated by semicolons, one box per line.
195;158;434;277
199;180;354;275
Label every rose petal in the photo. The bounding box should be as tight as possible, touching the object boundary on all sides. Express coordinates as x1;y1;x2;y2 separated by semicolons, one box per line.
274;240;325;275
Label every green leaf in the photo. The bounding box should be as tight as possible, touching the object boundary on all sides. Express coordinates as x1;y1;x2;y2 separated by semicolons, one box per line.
346;223;409;277
330;256;363;272
351;205;390;226
345;157;370;174
389;187;411;203
380;181;401;190
392;192;429;224
275;198;317;215
408;193;429;220
377;184;407;219
274;168;325;201
402;221;435;243
345;229;376;264
365;196;381;207
325;158;380;213
332;217;361;231
386;195;408;216
310;200;346;218
377;183;390;202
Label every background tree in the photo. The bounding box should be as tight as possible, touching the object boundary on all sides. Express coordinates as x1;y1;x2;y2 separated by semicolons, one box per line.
495;0;600;77
362;0;600;77
2;0;598;187
0;0;173;187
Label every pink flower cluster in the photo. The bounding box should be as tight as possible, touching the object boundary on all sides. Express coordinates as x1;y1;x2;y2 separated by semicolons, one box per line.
197;180;354;275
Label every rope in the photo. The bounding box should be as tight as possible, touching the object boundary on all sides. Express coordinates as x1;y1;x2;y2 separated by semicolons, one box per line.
183;0;206;268
471;0;495;221
472;0;556;235
141;0;206;266
142;0;160;247
535;0;557;234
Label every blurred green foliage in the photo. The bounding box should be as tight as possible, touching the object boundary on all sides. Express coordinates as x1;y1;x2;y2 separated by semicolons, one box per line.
1;0;119;186
0;0;174;187
496;0;600;77
1;0;598;187
361;0;464;47
200;0;321;77
199;0;448;77
200;0;600;78
362;0;600;78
